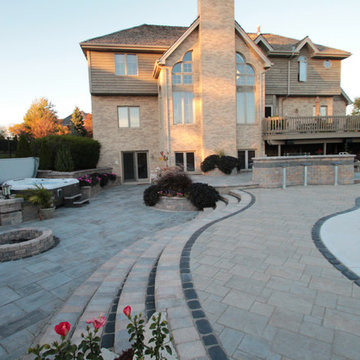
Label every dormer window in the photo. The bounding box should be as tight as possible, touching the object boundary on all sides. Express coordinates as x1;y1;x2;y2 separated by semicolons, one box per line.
298;56;307;82
115;54;138;76
172;51;193;85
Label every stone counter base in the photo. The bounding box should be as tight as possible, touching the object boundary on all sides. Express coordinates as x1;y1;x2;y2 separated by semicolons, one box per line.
253;155;355;188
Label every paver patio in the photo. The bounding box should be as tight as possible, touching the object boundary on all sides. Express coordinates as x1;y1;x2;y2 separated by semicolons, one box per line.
2;181;360;359
192;184;360;359
0;185;196;360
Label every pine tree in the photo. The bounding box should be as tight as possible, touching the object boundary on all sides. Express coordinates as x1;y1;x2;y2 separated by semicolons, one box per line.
71;107;86;136
54;145;74;172
16;134;32;158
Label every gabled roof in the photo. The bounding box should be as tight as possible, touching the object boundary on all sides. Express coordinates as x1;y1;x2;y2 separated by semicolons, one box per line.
80;24;350;60
80;24;188;52
61;112;89;126
235;22;272;68
249;33;350;58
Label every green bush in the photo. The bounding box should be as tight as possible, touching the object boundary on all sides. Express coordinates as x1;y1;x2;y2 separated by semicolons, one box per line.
16;134;32;158
34;135;100;171
200;154;239;174
38;141;52;170
188;183;220;210
54;145;74;172
143;184;163;206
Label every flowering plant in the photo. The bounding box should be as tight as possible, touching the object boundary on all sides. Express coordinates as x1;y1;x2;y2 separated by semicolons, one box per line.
123;306;173;360
28;315;106;359
159;152;169;168
77;173;117;187
157;190;185;198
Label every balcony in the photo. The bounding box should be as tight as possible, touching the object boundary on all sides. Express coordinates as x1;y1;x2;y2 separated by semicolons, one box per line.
263;116;360;141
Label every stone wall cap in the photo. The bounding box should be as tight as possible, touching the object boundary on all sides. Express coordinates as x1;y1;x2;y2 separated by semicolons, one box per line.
0;198;24;205
254;155;356;161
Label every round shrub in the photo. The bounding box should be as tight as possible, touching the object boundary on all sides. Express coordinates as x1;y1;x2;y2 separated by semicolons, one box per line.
200;154;220;172
188;183;220;210
217;156;239;174
156;167;192;193
143;185;163;206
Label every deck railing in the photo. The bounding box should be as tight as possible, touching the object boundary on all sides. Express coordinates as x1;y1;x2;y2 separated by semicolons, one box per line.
263;115;360;136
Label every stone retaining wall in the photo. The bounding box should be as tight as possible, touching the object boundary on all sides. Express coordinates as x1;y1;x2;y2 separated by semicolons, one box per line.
0;198;23;226
37;167;117;180
253;155;355;188
155;197;198;211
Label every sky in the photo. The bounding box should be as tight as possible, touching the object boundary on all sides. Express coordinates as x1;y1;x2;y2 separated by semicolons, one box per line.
0;0;359;129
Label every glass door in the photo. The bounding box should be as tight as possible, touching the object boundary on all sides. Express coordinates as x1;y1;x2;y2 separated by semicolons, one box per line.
122;151;148;182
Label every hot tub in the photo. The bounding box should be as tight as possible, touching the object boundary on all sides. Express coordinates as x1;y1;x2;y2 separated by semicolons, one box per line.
4;178;80;207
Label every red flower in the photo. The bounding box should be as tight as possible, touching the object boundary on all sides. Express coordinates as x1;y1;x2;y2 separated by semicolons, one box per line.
86;315;106;329
54;322;71;336
123;305;131;317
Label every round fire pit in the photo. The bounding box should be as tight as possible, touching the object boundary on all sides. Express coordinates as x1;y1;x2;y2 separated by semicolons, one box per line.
0;228;55;262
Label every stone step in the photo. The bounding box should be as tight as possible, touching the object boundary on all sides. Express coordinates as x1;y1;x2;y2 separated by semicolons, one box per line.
73;198;90;207
221;194;239;205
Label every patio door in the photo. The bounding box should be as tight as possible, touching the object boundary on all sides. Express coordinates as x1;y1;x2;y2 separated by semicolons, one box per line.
122;151;148;182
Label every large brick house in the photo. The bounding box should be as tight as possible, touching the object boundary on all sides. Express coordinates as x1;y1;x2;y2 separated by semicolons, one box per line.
80;0;354;183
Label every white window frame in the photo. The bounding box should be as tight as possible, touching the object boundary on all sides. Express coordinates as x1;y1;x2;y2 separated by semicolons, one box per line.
172;51;193;85
118;106;140;128
115;54;138;76
173;91;194;125
298;56;307;82
175;151;195;172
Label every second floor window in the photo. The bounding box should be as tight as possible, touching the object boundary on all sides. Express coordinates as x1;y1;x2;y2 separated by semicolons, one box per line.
236;53;256;124
172;51;193;85
118;106;140;128
173;92;194;125
115;54;138;76
298;56;307;82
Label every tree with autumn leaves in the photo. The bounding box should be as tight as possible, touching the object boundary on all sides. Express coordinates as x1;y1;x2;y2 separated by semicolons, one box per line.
9;97;69;138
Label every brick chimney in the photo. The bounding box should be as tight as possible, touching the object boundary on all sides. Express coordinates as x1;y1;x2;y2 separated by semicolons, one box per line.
198;0;237;158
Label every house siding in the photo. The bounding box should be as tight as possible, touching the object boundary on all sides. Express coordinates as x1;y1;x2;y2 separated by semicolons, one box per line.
89;51;160;94
266;47;341;96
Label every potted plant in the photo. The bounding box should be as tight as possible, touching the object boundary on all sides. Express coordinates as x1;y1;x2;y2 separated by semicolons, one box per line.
25;185;55;220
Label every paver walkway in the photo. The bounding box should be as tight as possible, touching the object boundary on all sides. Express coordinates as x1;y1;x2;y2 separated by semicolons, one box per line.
191;185;360;360
0;185;196;360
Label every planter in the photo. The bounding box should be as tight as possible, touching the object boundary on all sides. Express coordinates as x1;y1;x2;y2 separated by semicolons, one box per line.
39;207;55;220
155;196;197;211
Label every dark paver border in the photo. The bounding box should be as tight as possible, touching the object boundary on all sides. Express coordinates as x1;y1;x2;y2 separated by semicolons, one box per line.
180;191;256;360
312;197;360;285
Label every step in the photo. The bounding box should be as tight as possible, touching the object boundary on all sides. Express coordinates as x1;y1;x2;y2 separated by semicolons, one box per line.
64;193;82;201
221;194;239;205
73;198;90;206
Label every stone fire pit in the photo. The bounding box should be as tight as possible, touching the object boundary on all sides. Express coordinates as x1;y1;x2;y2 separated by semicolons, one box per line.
0;228;55;261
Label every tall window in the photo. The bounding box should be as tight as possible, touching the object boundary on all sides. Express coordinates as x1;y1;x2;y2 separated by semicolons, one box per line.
236;53;256;124
115;54;138;76
173;92;194;124
118;106;140;128
172;51;194;124
298;56;307;82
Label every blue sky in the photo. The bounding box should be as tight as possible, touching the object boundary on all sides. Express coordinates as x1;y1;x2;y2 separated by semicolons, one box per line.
0;0;359;128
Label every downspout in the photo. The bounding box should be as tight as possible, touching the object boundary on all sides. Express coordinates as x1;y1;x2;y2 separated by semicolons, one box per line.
165;68;171;163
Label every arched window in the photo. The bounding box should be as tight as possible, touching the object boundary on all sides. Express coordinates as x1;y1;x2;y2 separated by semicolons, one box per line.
172;51;193;85
298;56;307;82
236;53;255;124
172;51;194;124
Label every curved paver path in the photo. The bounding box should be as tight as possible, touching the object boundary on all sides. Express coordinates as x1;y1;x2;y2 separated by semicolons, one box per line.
0;185;196;360
191;185;360;360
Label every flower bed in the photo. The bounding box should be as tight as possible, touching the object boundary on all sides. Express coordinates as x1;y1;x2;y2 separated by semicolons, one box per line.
144;167;220;211
77;172;118;198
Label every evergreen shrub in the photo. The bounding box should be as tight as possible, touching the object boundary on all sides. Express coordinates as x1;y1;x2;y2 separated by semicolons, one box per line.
54;145;74;172
143;184;163;206
188;183;220;210
16;134;32;158
200;154;239;174
34;135;100;170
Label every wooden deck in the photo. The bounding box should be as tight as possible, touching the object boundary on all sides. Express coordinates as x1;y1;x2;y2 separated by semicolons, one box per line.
263;116;360;140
